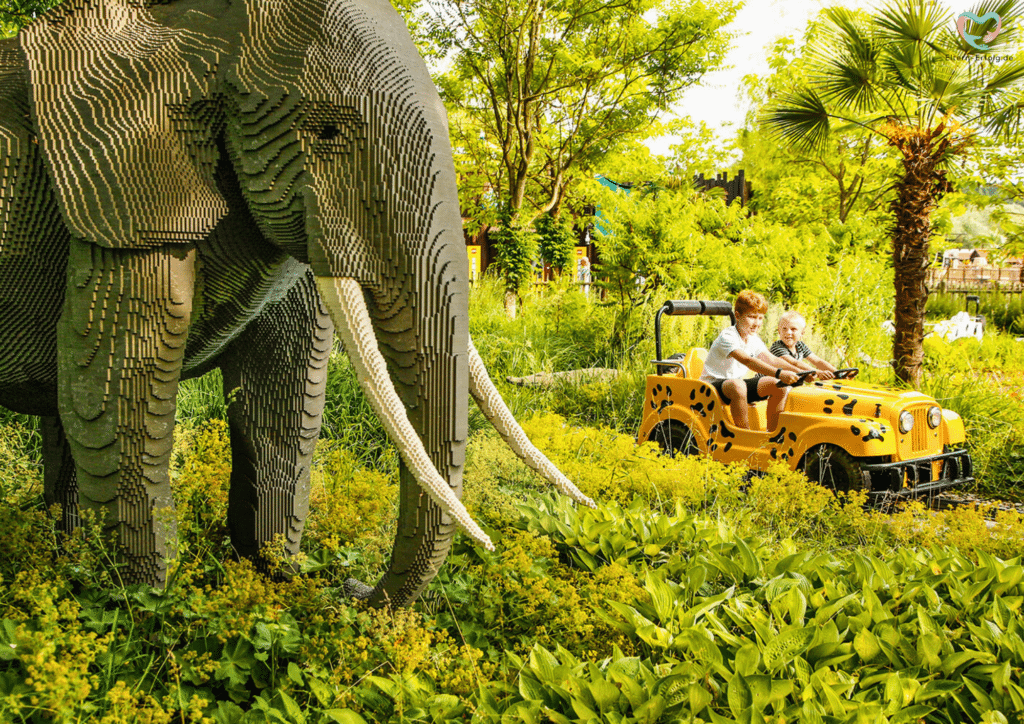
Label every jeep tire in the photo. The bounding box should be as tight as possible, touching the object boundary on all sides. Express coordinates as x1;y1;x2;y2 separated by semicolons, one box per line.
801;444;871;494
651;421;700;458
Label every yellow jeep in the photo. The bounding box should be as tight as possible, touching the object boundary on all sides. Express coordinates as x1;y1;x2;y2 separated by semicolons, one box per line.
637;300;973;497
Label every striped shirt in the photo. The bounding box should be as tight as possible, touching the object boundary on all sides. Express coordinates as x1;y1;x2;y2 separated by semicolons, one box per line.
770;340;813;361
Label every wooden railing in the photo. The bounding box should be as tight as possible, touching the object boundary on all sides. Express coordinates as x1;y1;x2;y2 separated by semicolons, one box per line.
926;266;1024;293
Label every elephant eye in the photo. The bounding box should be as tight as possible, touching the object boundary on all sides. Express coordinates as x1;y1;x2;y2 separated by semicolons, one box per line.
319;124;341;141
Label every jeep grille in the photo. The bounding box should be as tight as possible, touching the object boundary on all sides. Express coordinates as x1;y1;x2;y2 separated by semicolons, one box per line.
911;408;928;452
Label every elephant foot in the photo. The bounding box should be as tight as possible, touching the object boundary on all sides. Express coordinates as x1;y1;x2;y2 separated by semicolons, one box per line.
343;577;375;600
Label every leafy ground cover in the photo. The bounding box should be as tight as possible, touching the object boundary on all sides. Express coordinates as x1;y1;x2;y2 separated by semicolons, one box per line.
1;280;1023;723
2;409;1024;723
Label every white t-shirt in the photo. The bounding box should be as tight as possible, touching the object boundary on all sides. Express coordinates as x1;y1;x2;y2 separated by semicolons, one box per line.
700;325;769;381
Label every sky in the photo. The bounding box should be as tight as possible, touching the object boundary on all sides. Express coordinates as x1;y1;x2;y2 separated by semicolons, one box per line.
645;0;975;156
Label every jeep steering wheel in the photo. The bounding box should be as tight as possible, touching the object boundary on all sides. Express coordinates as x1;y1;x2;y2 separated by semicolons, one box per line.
833;367;859;380
778;370;816;388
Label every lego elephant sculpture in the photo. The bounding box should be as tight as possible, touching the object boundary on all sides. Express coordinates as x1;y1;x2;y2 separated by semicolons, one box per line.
0;0;591;606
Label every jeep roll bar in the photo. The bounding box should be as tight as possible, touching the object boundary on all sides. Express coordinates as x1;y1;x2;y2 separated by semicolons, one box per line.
654;300;735;362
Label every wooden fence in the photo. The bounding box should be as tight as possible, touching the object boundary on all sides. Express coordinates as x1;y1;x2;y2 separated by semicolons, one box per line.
926;266;1024;294
693;171;752;207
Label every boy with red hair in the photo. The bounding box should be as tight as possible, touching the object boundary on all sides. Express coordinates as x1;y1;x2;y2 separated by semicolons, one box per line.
700;290;808;431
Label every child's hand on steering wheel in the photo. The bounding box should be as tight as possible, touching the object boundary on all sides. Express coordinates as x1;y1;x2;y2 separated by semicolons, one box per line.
817;369;835;380
779;370;800;385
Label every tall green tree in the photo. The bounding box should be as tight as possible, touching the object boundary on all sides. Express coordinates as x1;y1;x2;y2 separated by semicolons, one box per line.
427;0;737;219
764;0;1024;387
1;0;61;37
426;0;736;315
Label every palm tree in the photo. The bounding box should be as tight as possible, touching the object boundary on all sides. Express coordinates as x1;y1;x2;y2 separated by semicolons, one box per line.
764;0;1024;386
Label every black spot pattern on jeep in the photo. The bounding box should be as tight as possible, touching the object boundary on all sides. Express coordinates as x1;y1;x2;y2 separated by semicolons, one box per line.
690;402;706;417
768;427;787;444
666;387;672;397
832;384;842;391
824;408;833;414
788;448;794;457
788;432;797;442
710;443;718;452
843;400;857;416
851;425;861;435
837;393;850;400
720;423;736;439
825;399;835;405
875;404;882;418
862;429;884;442
770;448;778;459
724;442;732;452
709;424;719;434
656;384;663;393
658;399;674;413
704;387;711;397
708;400;715;411
650;400;657;410
689;389;696;400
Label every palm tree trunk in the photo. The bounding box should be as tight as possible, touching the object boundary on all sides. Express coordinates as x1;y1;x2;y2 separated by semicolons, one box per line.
890;133;948;388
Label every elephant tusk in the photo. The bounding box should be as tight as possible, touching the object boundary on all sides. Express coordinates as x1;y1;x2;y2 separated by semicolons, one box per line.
314;276;494;552
467;338;596;509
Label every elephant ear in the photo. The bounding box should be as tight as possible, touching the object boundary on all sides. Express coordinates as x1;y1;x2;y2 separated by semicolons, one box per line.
20;0;235;248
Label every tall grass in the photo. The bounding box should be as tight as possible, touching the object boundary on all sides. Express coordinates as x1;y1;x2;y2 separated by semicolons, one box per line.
926;290;1024;334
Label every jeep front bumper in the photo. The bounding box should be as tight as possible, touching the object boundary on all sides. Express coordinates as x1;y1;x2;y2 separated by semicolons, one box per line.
863;448;973;499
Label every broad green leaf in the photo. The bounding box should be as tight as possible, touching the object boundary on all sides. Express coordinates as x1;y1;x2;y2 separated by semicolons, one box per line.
891;704;935;724
688;682;714;713
734;643;760;676
854;628;882;663
587;678;620;712
762;626;815;671
634;694;666;724
727;675;753;718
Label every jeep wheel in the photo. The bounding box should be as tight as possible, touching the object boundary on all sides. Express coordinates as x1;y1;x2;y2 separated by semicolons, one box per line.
801;444;870;494
651;421;700;458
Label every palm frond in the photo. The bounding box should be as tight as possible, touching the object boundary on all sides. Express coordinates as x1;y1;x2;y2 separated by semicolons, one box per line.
984;59;1024;93
816;53;883;113
874;0;950;45
761;89;833;153
980;93;1024;138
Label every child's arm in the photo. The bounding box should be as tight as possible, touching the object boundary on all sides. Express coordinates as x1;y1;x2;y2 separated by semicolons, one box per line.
769;341;814;372
764;350;809;375
806;354;835;379
729;349;801;384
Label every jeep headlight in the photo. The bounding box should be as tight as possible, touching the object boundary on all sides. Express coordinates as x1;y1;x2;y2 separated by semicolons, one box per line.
898;410;914;434
927;406;941;429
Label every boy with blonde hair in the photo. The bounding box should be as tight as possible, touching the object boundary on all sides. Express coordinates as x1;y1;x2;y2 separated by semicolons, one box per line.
772;311;838;381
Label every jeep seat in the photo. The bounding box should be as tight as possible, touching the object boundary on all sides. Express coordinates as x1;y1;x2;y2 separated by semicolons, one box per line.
683;348;707;379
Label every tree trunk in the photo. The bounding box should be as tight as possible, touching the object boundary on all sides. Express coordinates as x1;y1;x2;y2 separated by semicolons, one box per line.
504;290;518;319
890;133;948;388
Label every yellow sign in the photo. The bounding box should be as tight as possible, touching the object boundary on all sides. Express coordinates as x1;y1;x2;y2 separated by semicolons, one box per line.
467;246;481;283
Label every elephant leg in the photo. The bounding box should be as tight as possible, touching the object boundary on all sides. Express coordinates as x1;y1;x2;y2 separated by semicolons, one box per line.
219;273;332;564
58;239;194;585
41;416;79;534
